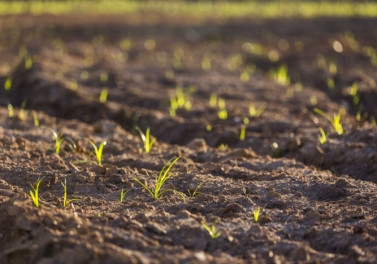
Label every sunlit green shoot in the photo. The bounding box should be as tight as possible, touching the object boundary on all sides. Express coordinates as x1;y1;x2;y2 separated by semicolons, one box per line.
239;125;246;141
349;82;359;105
318;127;327;144
61;179;79;208
271;142;280;157
187;182;203;197
314;108;343;135
217;98;228;120
355;110;361;122
132;156;184;200
205;124;213;132
269;65;290;86
19;101;28;121
7;103;14;118
249;103;265;118
89;140;106;165
201;221;221;239
209;93;218;108
120;189;129;203
217;144;228;151
310;95;318;106
29;177;43;208
4;77;12;91
137;127;156;153
99;88;108;103
253;207;261;223
328;61;337;75
51;129;65;154
32;111;39;127
100;72;109;84
327;77;335;90
240;70;250;82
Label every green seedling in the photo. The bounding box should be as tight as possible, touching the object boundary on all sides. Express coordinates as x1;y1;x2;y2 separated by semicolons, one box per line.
51;129;65;154
29;177;43;208
349;82;359;105
100;72;109;84
7;104;14;118
253;207;261;223
314;108;343;135
19;101;28;121
61;179;79;208
318;127;327;144
187;182;203;197
169;85;194;117
239;125;246;141
32;111;39;127
89;140;106;165
240;70;250;82
132;156;184;200
217;98;228;120
137;127;156;153
120;189;129;203
327;77;335;90
218;144;228;151
249;103;265;118
205;124;213;132
99;88;108;103
201;221;221;239
328;61;337;75
209;93;218;108
4;77;12;91
269;65;290;86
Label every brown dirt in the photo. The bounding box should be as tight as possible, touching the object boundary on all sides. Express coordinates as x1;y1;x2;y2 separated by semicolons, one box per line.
0;15;377;264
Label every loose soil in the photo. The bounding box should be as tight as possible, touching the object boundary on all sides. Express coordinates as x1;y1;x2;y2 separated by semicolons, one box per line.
0;15;377;264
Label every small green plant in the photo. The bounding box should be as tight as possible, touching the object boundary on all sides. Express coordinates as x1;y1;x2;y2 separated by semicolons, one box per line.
29;177;43;208
132;156;184;200
120;189;129;203
4;77;12;91
32;111;39;127
201;56;211;71
217;144;228;151
249;103;265;118
201;221;221;239
314;108;343;135
187;182;203;197
25;56;33;70
7;103;14;118
61;179;79;208
239;126;246;141
137;127;156;153
253;207;261;223
19;101;28;121
269;65;290;86
327;77;335;90
217;98;228;120
209;93;218;108
89;140;106;165
318;127;327;144
271;142;280;157
51;129;65;154
99;88;108;103
349;82;359;106
169;85;194;117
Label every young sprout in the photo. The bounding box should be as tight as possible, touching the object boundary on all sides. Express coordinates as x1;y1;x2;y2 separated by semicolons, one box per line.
25;56;33;70
32;111;39;127
349;82;359;106
240;70;250;83
4;76;12;91
318;127;327;144
201;56;211;71
239;126;246;141
201;221;221;239
99;88;108;103
120;189;129;203
314;108;343;135
205;124;213;132
51;129;65;155
209;93;218;108
19;101;28;121
7;103;14;118
89;140;106;165
269;65;290;86
137;127;156;154
249;103;265;118
327;77;335;90
29;177;43;208
187;182;203;197
132;156;184;200
253;207;261;223
271;142;280;158
217;98;228;120
217;144;228;151
61;179;79;208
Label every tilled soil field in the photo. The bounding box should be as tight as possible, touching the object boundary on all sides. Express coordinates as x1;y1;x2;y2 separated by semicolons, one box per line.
0;15;377;264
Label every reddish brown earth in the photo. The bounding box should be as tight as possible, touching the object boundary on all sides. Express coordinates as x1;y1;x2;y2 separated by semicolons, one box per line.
0;15;377;264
